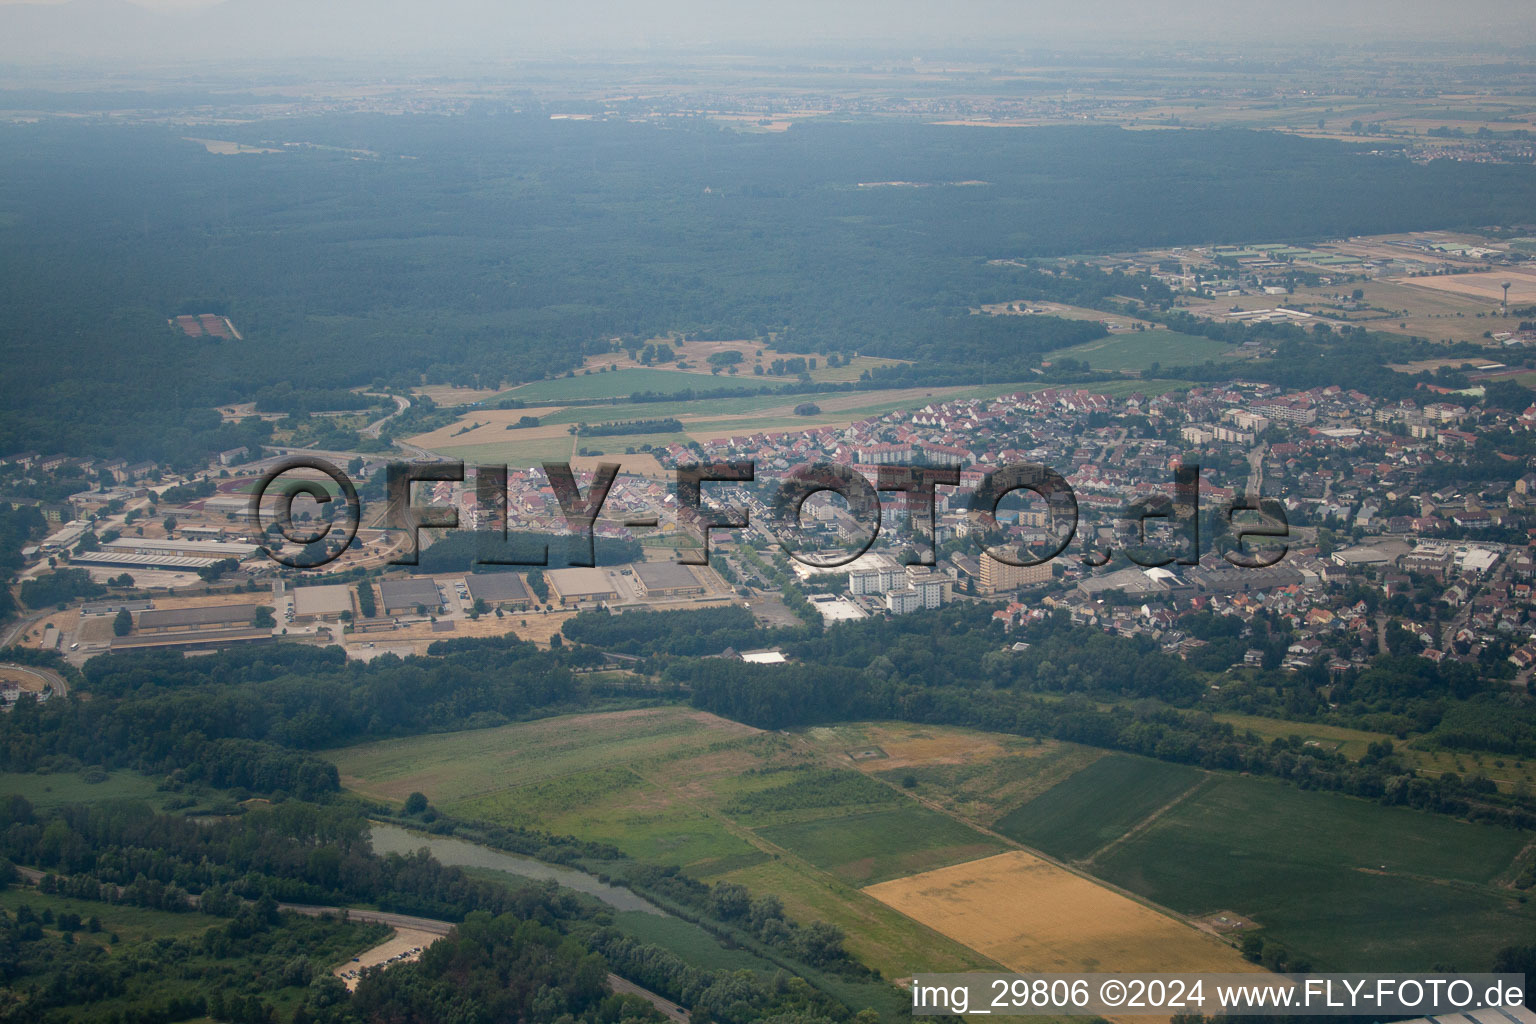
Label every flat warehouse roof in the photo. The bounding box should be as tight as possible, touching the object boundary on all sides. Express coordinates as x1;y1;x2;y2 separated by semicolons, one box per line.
377;579;443;607
104;538;258;557
547;567;615;596
71;552;223;570
138;604;258;629
465;573;531;604
291;584;353;615
634;562;703;590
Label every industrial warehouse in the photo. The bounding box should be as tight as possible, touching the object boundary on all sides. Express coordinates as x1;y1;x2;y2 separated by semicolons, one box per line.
632;562;706;599
377;578;444;616
70;537;258;573
464;573;533;610
290;584;354;622
546;567;617;606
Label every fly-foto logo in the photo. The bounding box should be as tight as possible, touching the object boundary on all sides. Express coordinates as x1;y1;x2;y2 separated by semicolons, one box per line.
250;457;1288;571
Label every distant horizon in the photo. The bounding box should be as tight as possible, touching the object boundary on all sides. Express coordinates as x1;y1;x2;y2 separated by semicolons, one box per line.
1;0;1535;62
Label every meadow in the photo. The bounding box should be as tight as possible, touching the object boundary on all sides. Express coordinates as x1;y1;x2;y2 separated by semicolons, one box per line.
1091;773;1535;970
0;769;167;809
498;368;722;403
755;805;1006;886
0;887;215;946
331;706;756;806
328;709;1535;984
328;709;1009;980
990;754;1204;862
803;721;1107;824
803;721;1536;972
1049;329;1240;373
420;381;1046;466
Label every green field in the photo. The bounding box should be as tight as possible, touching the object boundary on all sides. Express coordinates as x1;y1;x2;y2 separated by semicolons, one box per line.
331;707;751;806
875;741;1105;825
0;887;215;945
500;368;727;403
1051;329;1239;372
328;709;1008;983
433;381;1054;465
608;909;784;973
991;754;1204;862
756;805;1006;886
1092;774;1535;970
0;769;166;809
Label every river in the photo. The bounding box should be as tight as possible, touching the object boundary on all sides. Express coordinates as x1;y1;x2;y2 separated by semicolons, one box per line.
369;822;663;915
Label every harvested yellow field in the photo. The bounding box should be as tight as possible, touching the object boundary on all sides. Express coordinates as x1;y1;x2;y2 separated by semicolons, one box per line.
864;851;1262;974
1397;269;1536;304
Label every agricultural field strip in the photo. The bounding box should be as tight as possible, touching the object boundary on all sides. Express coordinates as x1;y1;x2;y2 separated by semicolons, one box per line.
1496;837;1536;890
332;711;744;805
784;732;1234;941
1079;774;1213;868
619;757;1014;972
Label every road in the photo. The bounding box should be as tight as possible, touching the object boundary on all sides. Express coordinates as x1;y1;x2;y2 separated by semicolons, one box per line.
1246;442;1265;495
0;662;69;698
362;394;412;440
1;611;47;650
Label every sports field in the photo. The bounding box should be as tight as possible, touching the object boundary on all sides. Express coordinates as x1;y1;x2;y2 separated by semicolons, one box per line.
865;851;1261;974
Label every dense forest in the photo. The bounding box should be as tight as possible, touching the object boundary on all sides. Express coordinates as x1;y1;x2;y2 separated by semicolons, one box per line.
5;118;1536;463
0;793;869;1024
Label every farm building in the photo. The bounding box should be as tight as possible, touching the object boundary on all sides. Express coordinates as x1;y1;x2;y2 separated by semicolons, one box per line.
632;562;706;599
377;578;443;616
547;567;617;606
137;604;260;634
291;584;353;622
464;573;532;609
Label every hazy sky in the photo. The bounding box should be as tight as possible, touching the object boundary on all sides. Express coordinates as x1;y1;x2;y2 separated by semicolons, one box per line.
1;0;1534;57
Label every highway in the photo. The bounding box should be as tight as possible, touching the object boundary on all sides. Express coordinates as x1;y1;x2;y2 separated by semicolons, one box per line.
0;661;69;698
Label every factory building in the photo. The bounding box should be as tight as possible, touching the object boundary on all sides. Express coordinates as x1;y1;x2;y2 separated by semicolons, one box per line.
464;573;533;610
547;568;618;606
377;578;444;616
633;562;706;599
